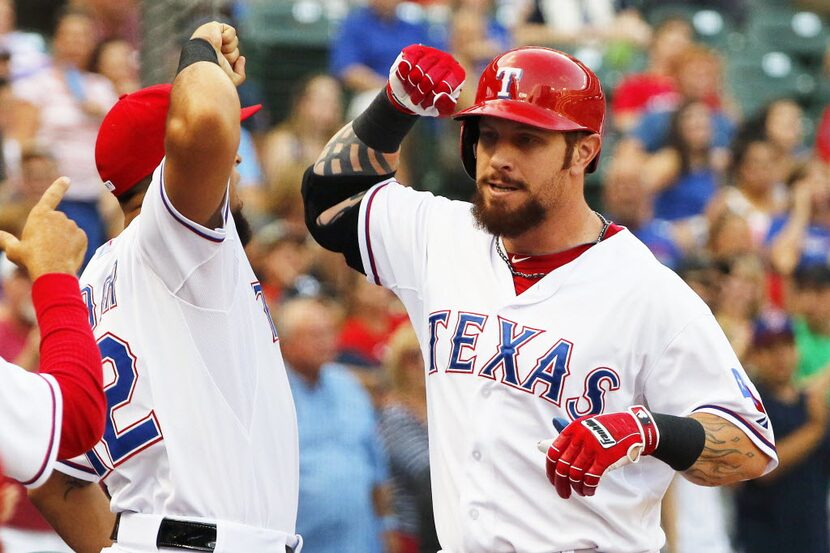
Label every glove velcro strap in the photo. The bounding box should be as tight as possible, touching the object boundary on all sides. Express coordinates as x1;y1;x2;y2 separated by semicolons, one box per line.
629;405;660;456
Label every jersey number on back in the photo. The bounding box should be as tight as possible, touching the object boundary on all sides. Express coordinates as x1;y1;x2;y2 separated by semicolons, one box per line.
86;334;163;476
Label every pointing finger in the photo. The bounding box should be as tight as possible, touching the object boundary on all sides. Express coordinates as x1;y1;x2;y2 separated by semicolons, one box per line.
0;230;18;252
33;177;70;212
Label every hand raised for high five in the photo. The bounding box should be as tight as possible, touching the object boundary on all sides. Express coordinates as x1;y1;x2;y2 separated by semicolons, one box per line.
387;44;466;118
189;21;247;87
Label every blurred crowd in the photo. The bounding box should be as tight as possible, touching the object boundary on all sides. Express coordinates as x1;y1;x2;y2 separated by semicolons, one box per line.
1;1;830;553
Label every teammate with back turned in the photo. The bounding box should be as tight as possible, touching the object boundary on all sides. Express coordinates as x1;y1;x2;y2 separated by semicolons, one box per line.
302;44;778;553
28;21;301;553
0;177;104;491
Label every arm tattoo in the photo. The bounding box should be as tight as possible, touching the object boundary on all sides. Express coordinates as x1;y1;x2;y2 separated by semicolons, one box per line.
317;191;368;226
683;415;759;486
313;123;396;177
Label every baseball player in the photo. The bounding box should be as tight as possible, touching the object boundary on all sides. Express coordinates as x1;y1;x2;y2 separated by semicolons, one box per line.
0;176;104;489
302;45;778;552
28;22;301;553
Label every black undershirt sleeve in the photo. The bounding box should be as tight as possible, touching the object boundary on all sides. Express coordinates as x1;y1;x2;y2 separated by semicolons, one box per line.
301;165;396;274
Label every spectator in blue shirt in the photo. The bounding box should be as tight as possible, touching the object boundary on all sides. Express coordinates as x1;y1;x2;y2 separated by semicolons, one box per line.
378;324;439;553
628;45;736;156
631;104;734;154
449;0;512;77
330;0;443;98
604;155;685;269
642;100;720;222
734;313;830;553
278;297;392;553
768;160;830;276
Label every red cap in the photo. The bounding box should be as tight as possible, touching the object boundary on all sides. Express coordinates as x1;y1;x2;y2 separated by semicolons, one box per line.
95;84;261;197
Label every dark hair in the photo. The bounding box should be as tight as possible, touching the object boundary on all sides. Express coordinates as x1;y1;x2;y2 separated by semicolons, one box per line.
675;255;718;287
53;5;95;33
117;174;152;207
89;38;126;75
562;130;593;170
729;138;770;181
286;73;335;117
666;100;707;175
785;159;812;187
731;98;797;151
794;263;830;289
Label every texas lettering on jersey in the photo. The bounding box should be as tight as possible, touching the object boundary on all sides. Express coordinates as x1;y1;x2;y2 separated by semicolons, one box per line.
427;310;619;419
355;181;777;553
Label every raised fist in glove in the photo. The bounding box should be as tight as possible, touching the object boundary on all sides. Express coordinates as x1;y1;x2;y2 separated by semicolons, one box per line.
387;44;465;117
540;406;660;499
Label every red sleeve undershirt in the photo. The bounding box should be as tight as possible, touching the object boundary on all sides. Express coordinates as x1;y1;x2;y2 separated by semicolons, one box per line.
31;273;105;459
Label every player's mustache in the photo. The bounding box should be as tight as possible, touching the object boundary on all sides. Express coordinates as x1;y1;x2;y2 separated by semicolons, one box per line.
477;173;527;190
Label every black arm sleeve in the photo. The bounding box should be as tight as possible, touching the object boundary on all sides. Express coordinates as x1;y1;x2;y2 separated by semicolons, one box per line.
651;413;707;471
301;165;395;274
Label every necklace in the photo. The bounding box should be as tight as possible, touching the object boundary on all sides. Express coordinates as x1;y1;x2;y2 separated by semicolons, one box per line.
495;211;611;280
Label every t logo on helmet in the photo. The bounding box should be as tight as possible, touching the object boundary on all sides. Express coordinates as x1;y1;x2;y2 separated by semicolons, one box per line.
496;67;523;99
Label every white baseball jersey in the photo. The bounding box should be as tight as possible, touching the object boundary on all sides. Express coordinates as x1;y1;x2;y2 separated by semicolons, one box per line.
0;361;62;488
356;179;777;553
57;160;299;533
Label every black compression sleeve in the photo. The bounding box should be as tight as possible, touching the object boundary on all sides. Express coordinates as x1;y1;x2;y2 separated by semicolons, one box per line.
352;90;418;153
176;38;219;75
651;413;706;471
301;166;396;273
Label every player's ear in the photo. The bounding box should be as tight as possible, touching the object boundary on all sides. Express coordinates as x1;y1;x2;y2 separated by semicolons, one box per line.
571;134;601;175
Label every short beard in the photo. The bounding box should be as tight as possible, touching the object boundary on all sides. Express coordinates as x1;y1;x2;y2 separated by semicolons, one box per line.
471;186;546;238
231;206;253;247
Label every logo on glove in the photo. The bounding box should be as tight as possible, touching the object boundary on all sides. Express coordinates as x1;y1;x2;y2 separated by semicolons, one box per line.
581;419;616;448
634;410;653;426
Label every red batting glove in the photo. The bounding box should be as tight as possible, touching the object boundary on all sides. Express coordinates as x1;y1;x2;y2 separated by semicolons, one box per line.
386;44;465;118
540;406;660;499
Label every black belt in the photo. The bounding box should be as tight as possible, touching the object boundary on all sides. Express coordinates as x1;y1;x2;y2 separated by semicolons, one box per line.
112;513;295;552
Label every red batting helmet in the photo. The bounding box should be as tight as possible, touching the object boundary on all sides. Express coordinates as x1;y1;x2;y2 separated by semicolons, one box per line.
453;47;605;178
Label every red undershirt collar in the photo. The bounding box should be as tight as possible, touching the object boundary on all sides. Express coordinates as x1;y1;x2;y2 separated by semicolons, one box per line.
506;223;624;295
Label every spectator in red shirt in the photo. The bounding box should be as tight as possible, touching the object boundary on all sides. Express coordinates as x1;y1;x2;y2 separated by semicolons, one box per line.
611;17;692;132
338;272;408;366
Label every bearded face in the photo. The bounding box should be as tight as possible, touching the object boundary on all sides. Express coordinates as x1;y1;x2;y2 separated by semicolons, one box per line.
231;205;253;247
471;174;547;238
